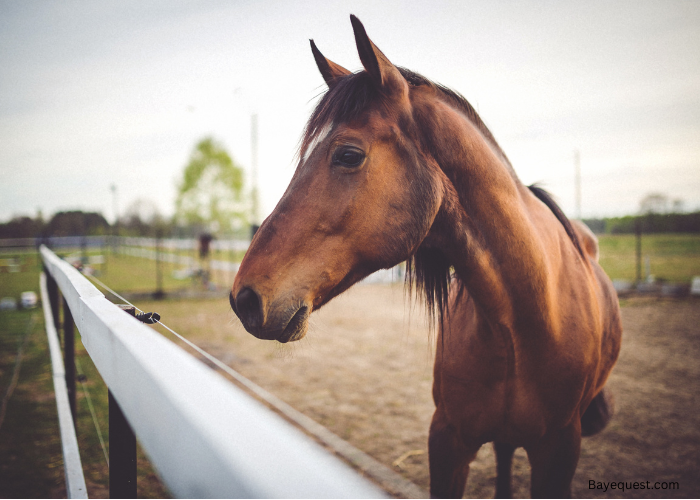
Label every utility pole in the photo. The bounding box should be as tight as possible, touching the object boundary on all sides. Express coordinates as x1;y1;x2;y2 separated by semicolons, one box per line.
574;149;581;220
250;113;260;237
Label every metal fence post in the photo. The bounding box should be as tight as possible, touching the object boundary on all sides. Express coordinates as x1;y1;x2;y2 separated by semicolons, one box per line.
62;296;77;422
109;305;138;499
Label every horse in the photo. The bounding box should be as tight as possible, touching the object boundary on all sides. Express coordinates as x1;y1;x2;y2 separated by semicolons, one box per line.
230;15;622;498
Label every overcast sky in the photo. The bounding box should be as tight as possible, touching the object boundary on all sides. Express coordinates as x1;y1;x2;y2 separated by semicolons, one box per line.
1;0;699;224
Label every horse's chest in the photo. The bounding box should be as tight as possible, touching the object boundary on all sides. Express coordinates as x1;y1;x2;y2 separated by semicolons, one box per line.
434;335;584;444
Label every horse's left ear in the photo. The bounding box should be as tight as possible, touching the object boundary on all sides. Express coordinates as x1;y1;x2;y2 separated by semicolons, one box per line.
310;39;351;88
350;15;407;98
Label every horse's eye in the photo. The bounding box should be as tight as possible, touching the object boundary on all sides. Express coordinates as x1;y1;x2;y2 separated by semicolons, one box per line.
332;147;365;168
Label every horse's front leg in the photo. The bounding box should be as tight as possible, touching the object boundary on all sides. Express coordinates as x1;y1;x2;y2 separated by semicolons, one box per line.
494;441;516;498
525;422;582;498
428;408;480;498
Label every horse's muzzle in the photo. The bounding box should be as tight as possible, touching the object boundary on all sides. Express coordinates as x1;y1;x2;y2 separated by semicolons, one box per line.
230;288;309;343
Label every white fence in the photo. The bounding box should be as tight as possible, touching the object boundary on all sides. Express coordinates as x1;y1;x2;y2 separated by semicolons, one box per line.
40;273;88;498
40;245;384;498
116;237;403;285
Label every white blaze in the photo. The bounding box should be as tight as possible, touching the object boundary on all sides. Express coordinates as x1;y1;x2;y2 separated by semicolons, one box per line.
301;122;333;165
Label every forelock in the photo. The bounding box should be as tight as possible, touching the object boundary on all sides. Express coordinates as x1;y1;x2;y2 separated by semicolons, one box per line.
299;72;379;161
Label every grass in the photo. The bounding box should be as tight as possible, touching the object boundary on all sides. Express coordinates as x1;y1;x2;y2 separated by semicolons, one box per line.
0;251;169;498
0;309;64;498
67;249;237;295
597;233;700;283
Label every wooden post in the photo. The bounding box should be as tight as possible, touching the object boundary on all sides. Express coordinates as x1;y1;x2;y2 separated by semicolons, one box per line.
110;305;138;499
109;390;137;499
154;230;164;300
62;296;77;422
45;267;61;341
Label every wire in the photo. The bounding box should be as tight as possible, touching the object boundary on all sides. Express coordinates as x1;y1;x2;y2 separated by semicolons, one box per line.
75;357;109;467
85;274;141;312
82;272;317;428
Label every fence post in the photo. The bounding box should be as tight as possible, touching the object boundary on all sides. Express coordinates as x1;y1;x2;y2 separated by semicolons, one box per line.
62;296;77;422
635;219;642;283
154;230;164;300
45;266;61;340
110;305;138;499
109;390;137;499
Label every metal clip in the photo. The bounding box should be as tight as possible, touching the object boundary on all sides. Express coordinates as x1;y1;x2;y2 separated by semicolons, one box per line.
135;311;161;324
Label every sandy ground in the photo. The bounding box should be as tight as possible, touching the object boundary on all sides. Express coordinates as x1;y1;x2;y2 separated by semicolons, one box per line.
152;285;700;498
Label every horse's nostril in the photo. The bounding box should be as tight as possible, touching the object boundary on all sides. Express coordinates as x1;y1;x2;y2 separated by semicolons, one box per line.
234;287;263;331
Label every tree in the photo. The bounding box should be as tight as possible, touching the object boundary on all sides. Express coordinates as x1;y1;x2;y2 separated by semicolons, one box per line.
175;137;248;234
122;198;165;236
0;216;44;238
45;211;110;236
639;192;669;215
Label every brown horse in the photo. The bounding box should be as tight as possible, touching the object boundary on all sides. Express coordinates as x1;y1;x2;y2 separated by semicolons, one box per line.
231;16;622;498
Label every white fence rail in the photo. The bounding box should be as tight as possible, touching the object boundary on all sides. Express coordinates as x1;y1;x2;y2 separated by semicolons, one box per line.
40;273;88;498
40;245;384;498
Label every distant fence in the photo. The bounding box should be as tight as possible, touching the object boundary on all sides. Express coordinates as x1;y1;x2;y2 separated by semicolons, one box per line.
115;237;403;285
1;236;109;249
39;244;384;498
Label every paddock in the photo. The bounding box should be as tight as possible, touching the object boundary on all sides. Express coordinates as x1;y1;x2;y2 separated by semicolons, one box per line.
1;244;698;497
144;284;700;498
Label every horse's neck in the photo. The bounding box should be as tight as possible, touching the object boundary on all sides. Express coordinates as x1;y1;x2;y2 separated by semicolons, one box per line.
422;99;561;335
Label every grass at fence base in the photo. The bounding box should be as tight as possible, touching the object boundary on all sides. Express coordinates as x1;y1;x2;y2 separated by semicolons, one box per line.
0;261;169;499
0;309;65;498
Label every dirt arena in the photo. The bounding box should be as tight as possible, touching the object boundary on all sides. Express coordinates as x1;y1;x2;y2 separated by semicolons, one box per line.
157;284;700;498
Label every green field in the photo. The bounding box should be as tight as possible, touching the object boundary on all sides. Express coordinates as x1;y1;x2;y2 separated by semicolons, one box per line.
597;233;700;283
0;247;239;298
0;251;168;498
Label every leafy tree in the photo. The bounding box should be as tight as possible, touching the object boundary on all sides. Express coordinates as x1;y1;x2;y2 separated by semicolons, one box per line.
122;198;168;236
45;211;110;236
0;216;44;238
175;137;248;234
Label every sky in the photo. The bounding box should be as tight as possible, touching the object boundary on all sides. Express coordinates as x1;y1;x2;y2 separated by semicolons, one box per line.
1;0;699;225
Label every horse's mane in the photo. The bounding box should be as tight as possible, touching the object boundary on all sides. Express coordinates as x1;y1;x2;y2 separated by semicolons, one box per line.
301;67;584;323
301;67;511;168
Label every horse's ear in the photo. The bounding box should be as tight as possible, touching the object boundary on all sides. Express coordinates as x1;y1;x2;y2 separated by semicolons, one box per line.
310;39;351;88
350;15;406;97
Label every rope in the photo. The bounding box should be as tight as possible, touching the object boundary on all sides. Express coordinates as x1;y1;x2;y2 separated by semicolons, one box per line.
0;314;36;431
75;357;109;467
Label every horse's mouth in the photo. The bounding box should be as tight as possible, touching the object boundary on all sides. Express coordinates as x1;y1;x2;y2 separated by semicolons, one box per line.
230;290;309;343
277;305;309;343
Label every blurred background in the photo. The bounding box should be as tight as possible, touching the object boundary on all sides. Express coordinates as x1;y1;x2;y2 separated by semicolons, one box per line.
1;1;699;498
1;0;699;231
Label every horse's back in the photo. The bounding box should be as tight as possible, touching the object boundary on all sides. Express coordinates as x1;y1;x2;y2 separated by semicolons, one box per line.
571;219;599;262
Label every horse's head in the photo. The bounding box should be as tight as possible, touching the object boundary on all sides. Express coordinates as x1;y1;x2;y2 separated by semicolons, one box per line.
231;16;447;342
